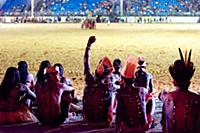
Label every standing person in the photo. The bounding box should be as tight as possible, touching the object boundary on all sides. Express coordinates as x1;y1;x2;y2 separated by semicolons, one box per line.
83;36;114;127
115;55;149;133
17;61;35;91
0;67;37;124
160;48;200;133
36;66;72;126
134;57;155;128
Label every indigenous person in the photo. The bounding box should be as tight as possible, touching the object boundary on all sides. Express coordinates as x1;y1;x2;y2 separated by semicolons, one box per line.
160;49;200;133
35;60;51;95
18;61;35;91
53;63;81;113
112;58;122;91
18;61;35;108
115;55;149;133
54;63;74;91
0;67;37;124
36;60;51;84
134;57;155;127
35;66;72;126
111;58;122;123
83;36;114;127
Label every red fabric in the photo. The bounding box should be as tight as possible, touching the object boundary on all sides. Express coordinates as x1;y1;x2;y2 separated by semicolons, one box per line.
146;92;152;102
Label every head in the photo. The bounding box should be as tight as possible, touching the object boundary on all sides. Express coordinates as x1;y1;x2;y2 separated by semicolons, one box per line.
39;60;51;71
54;63;64;77
137;57;146;69
46;66;60;82
113;58;122;72
36;60;51;82
169;48;195;89
17;61;28;84
0;67;20;98
95;56;113;77
121;54;138;83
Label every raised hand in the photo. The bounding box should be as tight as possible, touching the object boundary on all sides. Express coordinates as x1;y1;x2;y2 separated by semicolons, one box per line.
87;36;96;47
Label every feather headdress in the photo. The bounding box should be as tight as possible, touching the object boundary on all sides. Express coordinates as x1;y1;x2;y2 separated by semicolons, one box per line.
169;48;195;84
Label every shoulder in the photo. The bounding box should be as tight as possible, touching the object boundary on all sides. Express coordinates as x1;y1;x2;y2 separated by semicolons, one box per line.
27;73;34;81
62;83;74;92
85;73;94;84
18;83;29;91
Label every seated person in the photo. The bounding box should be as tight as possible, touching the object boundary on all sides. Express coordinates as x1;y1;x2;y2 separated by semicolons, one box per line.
0;67;37;125
35;66;72;126
54;63;81;113
18;61;35;108
18;61;35;91
160;48;200;133
54;63;74;95
83;36;114;128
35;60;51;85
115;55;149;133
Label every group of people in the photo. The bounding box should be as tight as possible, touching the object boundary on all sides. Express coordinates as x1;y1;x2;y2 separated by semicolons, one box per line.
83;36;200;133
81;18;96;29
0;36;200;133
0;60;76;126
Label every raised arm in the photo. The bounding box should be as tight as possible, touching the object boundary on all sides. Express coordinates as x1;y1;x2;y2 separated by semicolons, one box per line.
84;36;96;77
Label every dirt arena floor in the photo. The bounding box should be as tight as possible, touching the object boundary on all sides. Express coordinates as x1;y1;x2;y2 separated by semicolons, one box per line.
0;23;199;132
0;23;200;96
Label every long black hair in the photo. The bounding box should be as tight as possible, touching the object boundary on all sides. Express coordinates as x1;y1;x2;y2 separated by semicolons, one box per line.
36;60;51;83
18;61;28;84
54;63;68;84
0;67;20;99
54;63;64;77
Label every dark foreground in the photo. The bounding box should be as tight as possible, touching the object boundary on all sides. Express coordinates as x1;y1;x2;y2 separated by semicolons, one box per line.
0;99;162;133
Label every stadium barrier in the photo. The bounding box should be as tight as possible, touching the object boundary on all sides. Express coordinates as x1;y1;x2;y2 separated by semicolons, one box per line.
0;16;200;24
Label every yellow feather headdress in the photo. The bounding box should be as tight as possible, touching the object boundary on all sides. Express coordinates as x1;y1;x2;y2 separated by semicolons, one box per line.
169;48;195;84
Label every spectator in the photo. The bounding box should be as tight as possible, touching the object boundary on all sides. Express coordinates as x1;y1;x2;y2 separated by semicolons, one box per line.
112;58;122;91
36;60;51;84
83;36;114;127
18;61;35;108
160;48;200;133
54;63;81;113
54;63;73;87
111;58;122;124
115;54;149;132
0;67;37;124
18;61;35;91
134;57;155;128
35;66;72;126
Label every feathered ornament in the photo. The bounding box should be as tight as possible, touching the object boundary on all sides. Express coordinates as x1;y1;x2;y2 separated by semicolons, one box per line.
169;48;195;84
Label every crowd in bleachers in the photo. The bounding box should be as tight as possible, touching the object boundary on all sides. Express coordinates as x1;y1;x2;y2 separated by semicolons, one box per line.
0;0;200;16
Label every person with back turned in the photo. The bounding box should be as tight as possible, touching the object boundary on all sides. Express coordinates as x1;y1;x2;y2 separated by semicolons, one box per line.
83;36;114;127
160;48;200;133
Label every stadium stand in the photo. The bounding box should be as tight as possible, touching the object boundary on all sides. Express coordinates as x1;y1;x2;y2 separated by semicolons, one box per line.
1;0;29;15
0;0;199;16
